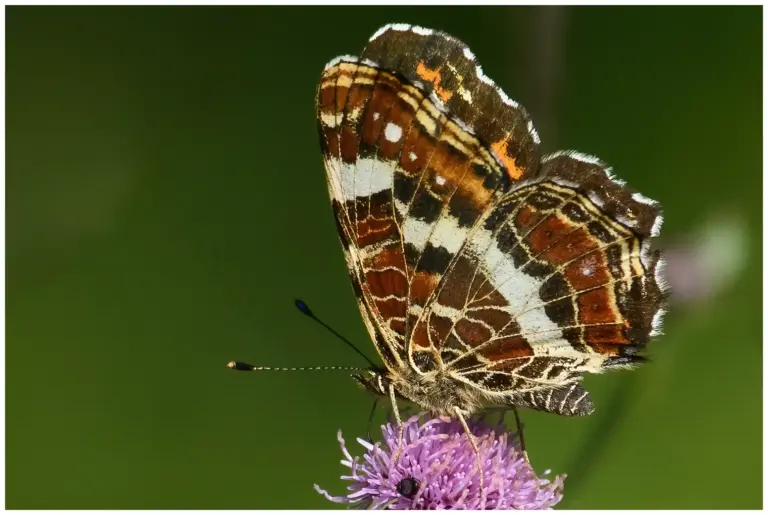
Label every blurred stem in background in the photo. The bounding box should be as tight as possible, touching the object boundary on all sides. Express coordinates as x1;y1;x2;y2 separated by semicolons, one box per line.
521;6;568;153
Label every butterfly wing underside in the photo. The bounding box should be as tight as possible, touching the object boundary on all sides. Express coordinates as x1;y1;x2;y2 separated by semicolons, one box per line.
316;24;666;416
419;152;666;415
315;25;540;371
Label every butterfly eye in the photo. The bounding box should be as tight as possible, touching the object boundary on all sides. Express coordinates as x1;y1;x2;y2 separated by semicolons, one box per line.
396;476;420;498
352;370;389;396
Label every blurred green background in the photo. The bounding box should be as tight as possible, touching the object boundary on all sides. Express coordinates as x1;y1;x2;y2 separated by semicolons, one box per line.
7;6;762;509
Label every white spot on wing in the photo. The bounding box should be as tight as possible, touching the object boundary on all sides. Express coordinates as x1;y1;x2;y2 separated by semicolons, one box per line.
373;112;380;121
408;151;417;161
402;216;431;250
384;122;403;143
429;216;467;254
347;106;363;122
394;198;407;217
320;111;338;128
435;175;446;186
337;158;394;201
463;46;475;61
458;86;473;103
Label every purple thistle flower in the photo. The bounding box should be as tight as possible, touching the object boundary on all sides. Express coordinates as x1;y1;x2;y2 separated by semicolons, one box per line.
315;413;566;510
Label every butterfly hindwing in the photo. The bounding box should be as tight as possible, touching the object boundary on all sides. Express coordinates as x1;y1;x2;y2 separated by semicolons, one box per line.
423;152;665;408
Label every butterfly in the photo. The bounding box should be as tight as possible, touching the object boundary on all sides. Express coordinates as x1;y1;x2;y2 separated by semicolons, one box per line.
315;23;667;431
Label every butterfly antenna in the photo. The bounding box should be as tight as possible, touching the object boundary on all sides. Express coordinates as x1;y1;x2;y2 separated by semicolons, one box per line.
226;361;365;372
294;299;377;369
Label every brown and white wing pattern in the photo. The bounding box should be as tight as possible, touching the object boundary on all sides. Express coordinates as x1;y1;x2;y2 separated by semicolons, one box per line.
316;24;540;374
424;151;666;415
357;26;544;376
316;23;667;417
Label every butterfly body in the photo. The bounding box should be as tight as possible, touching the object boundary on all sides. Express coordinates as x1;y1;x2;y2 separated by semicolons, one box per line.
318;24;666;421
354;367;484;417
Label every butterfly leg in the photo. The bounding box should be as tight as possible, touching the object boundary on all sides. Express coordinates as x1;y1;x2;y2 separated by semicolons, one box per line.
366;398;379;443
454;406;486;509
389;383;405;464
511;406;531;465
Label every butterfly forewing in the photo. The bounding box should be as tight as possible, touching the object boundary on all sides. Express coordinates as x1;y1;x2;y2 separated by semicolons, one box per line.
318;58;409;371
363;26;545;373
316;23;666;417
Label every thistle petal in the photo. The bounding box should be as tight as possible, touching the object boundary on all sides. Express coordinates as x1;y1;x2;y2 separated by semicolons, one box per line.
316;413;565;510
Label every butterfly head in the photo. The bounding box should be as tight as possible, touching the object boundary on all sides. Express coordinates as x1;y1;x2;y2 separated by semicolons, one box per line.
352;367;478;417
352;368;391;397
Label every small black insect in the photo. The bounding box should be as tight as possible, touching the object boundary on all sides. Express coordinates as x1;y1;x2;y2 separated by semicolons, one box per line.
396;476;420;499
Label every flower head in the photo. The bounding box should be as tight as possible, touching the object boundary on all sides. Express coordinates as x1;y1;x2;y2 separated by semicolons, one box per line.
315;413;565;510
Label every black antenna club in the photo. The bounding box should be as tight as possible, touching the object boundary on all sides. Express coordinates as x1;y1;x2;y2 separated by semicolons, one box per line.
226;300;378;373
226;361;365;372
